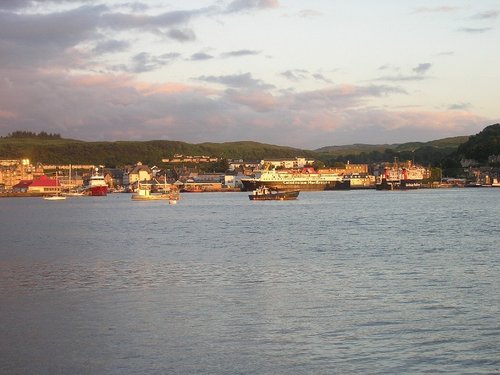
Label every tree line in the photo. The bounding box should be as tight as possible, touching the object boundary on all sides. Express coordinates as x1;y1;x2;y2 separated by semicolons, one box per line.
3;131;62;139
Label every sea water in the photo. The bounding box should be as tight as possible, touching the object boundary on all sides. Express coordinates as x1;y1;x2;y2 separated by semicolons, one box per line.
1;189;499;374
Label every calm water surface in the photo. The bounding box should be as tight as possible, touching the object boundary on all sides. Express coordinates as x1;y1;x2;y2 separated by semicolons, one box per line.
1;190;499;374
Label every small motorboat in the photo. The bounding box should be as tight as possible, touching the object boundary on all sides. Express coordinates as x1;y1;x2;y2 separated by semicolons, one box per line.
249;186;299;201
43;195;66;201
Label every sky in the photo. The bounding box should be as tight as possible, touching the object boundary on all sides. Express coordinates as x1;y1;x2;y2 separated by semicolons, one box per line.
0;0;499;149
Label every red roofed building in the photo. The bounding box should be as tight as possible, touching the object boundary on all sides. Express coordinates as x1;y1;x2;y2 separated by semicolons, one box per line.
27;175;61;194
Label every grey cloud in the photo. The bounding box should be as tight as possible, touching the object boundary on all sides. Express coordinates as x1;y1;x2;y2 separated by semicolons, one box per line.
102;10;197;30
377;75;427;82
376;64;431;82
281;69;332;84
471;10;499;19
221;49;260;58
0;5;106;47
167;28;196;42
0;5;106;69
281;70;307;82
458;27;493;33
413;63;432;74
92;39;130;54
291;85;406;111
312;73;333;84
0;0;33;10
448;102;472;110
190;52;214;61
130;52;180;72
196;73;274;89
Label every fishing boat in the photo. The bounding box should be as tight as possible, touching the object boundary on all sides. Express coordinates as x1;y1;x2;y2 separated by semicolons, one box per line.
248;186;299;201
87;168;108;196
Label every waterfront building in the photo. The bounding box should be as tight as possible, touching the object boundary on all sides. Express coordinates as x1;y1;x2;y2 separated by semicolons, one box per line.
24;175;61;194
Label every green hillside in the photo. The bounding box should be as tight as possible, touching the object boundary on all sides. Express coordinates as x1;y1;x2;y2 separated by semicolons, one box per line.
2;126;496;169
456;123;500;163
0;137;315;166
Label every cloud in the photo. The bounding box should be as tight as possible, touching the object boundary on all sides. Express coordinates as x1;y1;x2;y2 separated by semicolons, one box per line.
226;89;278;112
130;52;180;73
376;75;427;82
471;10;499;19
225;0;279;13
413;63;432;74
0;69;488;148
376;63;431;82
92;39;130;54
102;10;199;30
290;85;406;111
190;52;214;61
0;0;42;10
298;9;323;18
281;69;332;84
457;27;493;33
412;6;460;13
166;28;196;42
196;73;275;89
435;51;454;56
448;102;472;110
281;70;308;82
221;49;260;58
312;74;333;84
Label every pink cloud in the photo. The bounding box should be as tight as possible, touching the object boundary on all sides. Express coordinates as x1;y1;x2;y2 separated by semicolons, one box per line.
226;90;278;112
0;108;17;119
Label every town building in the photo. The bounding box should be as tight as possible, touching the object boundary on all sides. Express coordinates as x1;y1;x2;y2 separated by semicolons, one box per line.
123;163;153;186
162;154;219;163
260;157;315;169
0;159;35;190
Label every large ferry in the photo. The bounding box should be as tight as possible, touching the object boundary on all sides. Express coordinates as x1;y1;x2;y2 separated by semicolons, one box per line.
241;168;342;191
87;168;108;196
375;162;427;190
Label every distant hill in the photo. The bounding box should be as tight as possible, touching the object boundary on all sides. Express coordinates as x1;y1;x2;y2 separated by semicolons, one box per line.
315;136;469;155
313;136;470;167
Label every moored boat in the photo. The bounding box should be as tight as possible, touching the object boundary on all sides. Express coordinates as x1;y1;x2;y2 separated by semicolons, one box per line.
132;184;168;201
87;168;108;196
248;186;299;200
131;182;180;202
241;167;342;191
43;194;66;201
376;162;427;190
